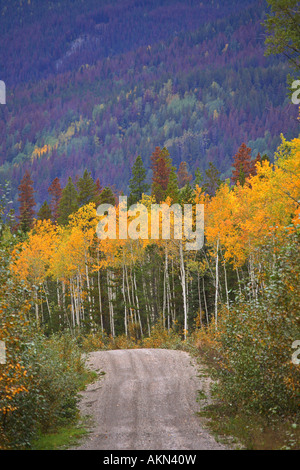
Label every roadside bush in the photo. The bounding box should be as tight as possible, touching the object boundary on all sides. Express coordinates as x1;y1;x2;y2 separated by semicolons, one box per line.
2;333;87;449
141;322;182;350
194;229;300;416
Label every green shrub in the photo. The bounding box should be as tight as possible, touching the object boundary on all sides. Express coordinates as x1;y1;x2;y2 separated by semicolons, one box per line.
2;332;87;449
195;230;300;416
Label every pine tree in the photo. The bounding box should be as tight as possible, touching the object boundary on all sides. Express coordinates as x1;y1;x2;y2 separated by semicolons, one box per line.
77;169;99;207
128;155;150;206
261;153;270;163
17;170;36;232
194;167;203;188
250;152;262;177
48;177;62;222
177;161;192;189
179;180;195;204
203;162;221;196
166;166;180;203
57;177;79;225
37;201;52;221
150;146;172;203
264;0;300;77
98;186;116;206
231;143;253;186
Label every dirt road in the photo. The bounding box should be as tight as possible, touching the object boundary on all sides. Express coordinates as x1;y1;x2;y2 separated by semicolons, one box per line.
73;348;228;450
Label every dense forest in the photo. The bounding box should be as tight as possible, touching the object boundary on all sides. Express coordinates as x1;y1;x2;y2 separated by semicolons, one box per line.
0;0;298;210
0;0;299;452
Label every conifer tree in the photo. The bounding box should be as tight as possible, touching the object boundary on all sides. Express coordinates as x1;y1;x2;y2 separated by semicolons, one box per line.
77;169;99;207
203;162;221;196
98;186;116;206
177;161;192;189
231;143;252;186
194;167;203;188
264;0;300;76
48;177;62;222
17;170;36;232
57;177;79;225
179;180;195;204
231;143;258;185
37;201;52;221
166;166;180;203
128;155;150;206
150;146;172;203
250;152;262;177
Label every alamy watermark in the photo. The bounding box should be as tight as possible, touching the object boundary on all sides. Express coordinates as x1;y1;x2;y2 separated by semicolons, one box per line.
0;81;6;105
292;340;300;365
0;340;6;364
291;80;300;105
96;196;204;251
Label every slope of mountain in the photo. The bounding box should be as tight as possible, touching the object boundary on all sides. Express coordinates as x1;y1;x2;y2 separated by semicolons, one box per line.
0;0;298;208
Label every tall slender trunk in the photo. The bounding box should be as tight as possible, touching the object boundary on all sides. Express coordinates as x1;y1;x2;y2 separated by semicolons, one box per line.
221;251;230;310
85;261;94;329
197;272;202;327
122;262;128;337
133;269;143;338
215;238;219;327
43;282;51;324
202;276;209;325
35;286;39;325
107;269;115;337
179;241;188;340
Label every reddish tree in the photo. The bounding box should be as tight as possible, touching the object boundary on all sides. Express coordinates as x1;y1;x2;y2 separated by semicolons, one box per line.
48;177;62;222
17;170;36;232
231;143;254;186
250;152;261;177
95;177;102;194
94;177;103;205
150;146;171;202
177;161;192;188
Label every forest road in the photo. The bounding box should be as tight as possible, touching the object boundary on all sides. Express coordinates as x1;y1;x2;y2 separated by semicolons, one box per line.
71;348;229;450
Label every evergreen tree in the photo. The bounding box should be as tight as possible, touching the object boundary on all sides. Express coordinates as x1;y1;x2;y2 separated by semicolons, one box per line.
203;162;222;196
128;155;150;206
57;177;79;225
231;143;258;186
261;153;270;163
98;186;116;206
166;166;180;203
264;0;300;76
37;201;52;221
48;177;62;222
194;167;203;188
177;161;192;189
95;178;102;193
77;169;99;207
17;170;36;232
179;180;195;205
250;152;262;177
150;146;172;203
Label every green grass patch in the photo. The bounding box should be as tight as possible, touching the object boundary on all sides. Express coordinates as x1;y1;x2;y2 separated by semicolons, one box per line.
197;403;300;450
32;420;90;450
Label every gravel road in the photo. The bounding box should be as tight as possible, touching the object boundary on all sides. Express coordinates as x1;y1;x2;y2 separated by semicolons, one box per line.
72;348;228;450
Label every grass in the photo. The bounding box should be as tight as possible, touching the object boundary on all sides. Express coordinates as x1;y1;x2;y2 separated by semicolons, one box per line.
197;403;300;450
31;419;91;450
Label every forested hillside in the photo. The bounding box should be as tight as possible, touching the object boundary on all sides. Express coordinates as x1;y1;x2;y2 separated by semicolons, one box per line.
0;0;298;210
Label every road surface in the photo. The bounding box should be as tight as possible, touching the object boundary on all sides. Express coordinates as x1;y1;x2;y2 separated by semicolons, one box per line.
72;348;228;450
